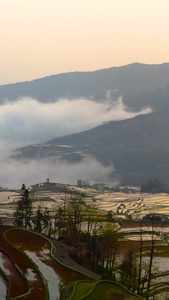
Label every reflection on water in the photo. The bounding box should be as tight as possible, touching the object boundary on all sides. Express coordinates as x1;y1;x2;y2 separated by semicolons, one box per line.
26;250;61;300
0;275;6;300
0;254;8;299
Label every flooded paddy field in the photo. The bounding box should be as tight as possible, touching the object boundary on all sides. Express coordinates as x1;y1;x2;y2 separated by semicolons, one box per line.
0;227;90;299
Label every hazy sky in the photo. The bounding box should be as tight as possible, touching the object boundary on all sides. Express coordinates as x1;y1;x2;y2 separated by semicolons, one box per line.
1;0;169;85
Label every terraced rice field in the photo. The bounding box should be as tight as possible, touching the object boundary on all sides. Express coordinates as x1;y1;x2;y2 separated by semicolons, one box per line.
0;227;90;299
1;188;169;222
69;280;145;300
30;189;169;220
1;188;169;299
95;192;169;217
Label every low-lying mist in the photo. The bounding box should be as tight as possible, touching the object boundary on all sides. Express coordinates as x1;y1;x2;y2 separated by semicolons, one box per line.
0;156;117;189
0;96;152;188
1;96;151;146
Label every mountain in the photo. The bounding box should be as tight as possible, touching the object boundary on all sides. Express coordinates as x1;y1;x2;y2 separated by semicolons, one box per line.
12;109;169;186
4;62;169;186
1;62;169;111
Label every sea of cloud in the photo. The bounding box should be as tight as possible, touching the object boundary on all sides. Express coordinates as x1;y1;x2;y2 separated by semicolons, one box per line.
0;97;152;188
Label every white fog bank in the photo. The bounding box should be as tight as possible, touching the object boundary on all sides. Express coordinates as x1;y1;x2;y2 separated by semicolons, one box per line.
0;97;152;147
0;156;117;189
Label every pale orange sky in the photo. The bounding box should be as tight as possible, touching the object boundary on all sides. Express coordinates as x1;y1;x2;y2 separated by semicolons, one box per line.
1;0;169;84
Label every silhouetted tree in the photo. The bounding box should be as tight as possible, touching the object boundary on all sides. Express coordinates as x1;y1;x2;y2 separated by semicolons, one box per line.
14;184;32;229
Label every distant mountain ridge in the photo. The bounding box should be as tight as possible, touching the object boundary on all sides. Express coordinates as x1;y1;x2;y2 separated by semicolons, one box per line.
13;109;169;186
1;62;169;111
5;62;169;186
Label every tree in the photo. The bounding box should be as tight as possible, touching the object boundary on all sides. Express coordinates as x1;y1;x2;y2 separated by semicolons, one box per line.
146;216;158;298
32;206;44;233
14;184;32;229
64;194;86;246
99;222;119;278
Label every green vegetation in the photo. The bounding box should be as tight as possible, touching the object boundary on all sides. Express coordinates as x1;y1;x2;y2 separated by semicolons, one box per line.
69;280;145;300
69;280;94;299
